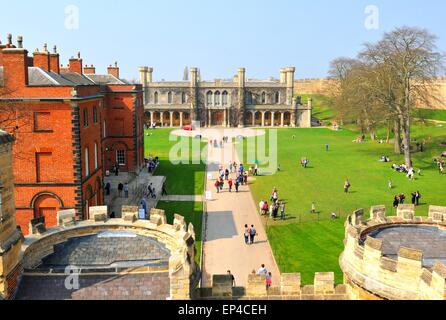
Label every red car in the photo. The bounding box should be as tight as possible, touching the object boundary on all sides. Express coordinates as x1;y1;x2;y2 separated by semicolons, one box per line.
183;125;194;131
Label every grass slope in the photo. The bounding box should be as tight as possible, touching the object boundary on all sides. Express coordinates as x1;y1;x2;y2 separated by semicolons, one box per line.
144;129;205;195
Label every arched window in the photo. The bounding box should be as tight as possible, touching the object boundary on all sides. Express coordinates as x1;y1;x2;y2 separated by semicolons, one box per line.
222;91;228;106
261;92;266;104
246;92;253;105
154;92;159;104
215;91;221;106
275;92;280;104
168;92;173;104
181;92;186;104
206;91;213;105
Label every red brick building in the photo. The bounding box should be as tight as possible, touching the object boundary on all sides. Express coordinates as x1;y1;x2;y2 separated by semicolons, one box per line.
0;34;144;234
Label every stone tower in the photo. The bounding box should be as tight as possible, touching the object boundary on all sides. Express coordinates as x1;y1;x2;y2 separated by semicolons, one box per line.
189;67;199;125
0;130;23;300
237;68;246;127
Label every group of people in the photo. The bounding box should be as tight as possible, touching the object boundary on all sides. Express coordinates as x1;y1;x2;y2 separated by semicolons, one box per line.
214;162;248;193
391;163;419;180
379;155;391;163
392;191;422;208
209;137;230;149
104;181;129;198
434;158;445;174
259;188;285;220
254;264;273;289
243;224;257;245
300;157;309;168
145;155;160;174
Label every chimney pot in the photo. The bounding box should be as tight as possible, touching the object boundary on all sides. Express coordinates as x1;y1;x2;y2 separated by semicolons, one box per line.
53;45;57;54
7;33;12;45
77;51;81;59
17;36;23;48
43;43;48;52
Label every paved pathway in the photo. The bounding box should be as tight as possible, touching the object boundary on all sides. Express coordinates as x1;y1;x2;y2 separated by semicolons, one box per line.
200;129;280;287
104;172;164;218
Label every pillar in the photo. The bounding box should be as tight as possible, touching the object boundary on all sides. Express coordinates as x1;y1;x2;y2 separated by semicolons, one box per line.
223;108;227;127
150;111;154;125
252;111;256;127
237;68;246;128
281;112;284;127
208;109;211;127
169;111;173;127
261;111;265;127
180;112;183;127
160;112;164;127
271;112;275;127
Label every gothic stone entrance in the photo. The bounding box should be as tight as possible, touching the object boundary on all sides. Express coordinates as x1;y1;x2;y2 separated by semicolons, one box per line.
211;110;224;126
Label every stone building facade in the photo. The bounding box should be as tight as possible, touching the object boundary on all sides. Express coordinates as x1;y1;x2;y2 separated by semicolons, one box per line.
0;34;144;234
139;67;312;128
0;131;23;300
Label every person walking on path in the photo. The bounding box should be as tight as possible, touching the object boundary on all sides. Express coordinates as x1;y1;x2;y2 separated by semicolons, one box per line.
225;169;230;181
114;163;120;176
244;224;250;245
344;179;351;193
105;182;111;196
124;183;129;198
235;179;240;193
257;264;268;275
118;182;124;197
162;182;168;196
266;272;272;289
228;178;233;192
249;225;257;244
215;180;220;194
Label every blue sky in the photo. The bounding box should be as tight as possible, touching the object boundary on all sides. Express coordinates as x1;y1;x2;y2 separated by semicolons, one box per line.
1;0;445;81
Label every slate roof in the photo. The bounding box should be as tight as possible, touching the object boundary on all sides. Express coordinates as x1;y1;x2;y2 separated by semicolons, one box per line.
85;74;128;85
0;66;127;87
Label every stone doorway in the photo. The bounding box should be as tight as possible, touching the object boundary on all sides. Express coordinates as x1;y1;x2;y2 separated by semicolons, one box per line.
211;110;224;126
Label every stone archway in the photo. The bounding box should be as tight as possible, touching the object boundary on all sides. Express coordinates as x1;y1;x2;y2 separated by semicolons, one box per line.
245;112;254;126
211;110;224;126
162;111;170;127
283;112;291;126
273;112;281;126
32;193;62;228
264;112;272;126
172;111;181;127
254;112;262;126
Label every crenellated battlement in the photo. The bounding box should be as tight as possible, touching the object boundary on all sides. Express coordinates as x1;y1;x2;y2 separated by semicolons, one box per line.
17;207;197;300
195;272;349;300
340;205;446;300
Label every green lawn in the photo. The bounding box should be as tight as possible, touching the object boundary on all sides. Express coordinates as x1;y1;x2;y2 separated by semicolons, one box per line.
145;129;206;195
300;94;335;122
156;201;203;265
240;124;446;284
415;108;446;122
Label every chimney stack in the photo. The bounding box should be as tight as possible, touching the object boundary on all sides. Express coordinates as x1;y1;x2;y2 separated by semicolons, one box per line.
49;45;60;74
2;35;29;89
107;61;120;78
84;64;96;74
33;44;51;72
68;52;83;74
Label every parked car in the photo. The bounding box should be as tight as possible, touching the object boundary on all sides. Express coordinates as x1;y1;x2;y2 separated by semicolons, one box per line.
183;125;194;131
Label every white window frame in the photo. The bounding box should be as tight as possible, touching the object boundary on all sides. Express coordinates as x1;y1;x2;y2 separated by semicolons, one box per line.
85;147;90;177
94;143;98;170
116;150;126;166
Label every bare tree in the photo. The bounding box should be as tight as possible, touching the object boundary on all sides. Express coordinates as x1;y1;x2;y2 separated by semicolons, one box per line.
330;27;445;167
